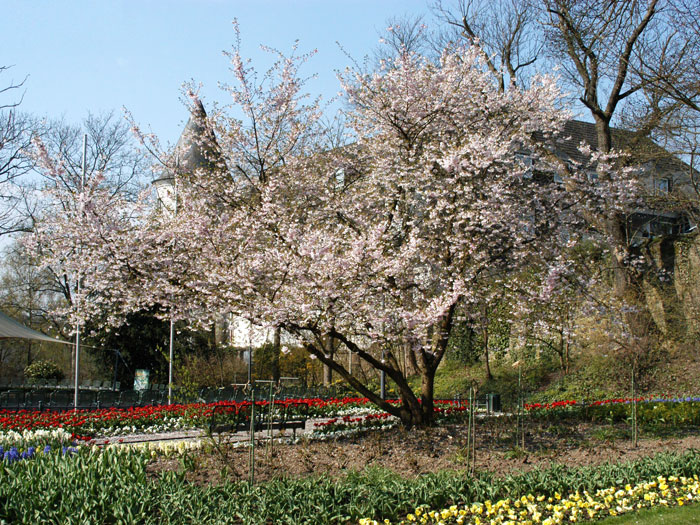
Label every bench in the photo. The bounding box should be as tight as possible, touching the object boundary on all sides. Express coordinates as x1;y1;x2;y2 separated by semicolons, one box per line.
208;401;309;439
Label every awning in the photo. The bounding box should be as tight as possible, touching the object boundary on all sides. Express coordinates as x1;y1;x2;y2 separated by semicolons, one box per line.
0;310;71;344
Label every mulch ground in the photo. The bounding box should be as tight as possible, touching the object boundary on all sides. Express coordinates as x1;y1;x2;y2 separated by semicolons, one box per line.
147;420;700;486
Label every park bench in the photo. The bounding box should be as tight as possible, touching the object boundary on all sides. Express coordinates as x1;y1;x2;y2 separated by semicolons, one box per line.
208;400;309;439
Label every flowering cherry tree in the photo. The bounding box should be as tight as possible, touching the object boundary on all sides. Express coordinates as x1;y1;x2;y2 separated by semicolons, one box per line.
28;36;637;427
156;43;626;427
24;122;150;334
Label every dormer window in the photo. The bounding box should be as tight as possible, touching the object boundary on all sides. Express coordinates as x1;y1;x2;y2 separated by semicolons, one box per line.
655;178;670;193
334;168;345;189
515;153;533;179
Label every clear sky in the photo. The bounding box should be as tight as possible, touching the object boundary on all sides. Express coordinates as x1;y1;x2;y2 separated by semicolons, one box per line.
2;0;429;146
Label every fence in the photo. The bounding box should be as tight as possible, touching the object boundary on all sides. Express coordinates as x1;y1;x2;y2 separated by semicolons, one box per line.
0;381;503;413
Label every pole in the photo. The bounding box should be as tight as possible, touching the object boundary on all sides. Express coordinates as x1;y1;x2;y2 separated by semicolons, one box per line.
247;320;253;384
73;133;87;410
632;365;638;448
249;385;255;485
380;349;386;400
168;318;174;404
167;177;178;405
113;348;119;390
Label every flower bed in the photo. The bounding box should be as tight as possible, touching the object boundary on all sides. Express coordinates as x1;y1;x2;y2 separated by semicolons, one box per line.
0;397;467;439
311;413;398;439
360;475;700;524
525;395;700;429
1;445;699;524
526;395;700;412
0;428;75;450
1;444;80;464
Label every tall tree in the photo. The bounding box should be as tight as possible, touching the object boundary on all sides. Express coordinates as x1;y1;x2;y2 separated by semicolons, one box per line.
134;43;631;426
433;0;542;92
0;66;37;236
23;112;150;332
29;36;634;427
427;0;699;350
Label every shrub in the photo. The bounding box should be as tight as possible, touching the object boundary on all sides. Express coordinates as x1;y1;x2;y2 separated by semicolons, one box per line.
23;360;64;381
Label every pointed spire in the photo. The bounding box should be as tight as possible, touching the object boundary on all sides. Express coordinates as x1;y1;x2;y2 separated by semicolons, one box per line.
174;99;220;174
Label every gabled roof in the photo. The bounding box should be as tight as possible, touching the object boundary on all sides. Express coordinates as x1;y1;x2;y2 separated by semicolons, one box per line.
552;120;689;173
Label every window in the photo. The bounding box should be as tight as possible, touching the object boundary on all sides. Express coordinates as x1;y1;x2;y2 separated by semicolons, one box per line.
515;153;533;179
334;168;345;189
654;178;671;193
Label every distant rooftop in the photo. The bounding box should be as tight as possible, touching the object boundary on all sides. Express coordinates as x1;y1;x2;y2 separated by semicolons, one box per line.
552;120;688;173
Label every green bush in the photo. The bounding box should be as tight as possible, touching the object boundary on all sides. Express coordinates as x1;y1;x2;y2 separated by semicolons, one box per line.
23;359;64;381
527;400;700;431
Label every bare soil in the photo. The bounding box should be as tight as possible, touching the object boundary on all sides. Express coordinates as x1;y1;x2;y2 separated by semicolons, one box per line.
147;421;700;486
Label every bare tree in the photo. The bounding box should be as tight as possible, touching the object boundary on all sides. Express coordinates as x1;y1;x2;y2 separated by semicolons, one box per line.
374;14;437;64
425;1;700;345
432;0;542;91
0;241;65;365
621;0;700;224
639;0;700;114
33;112;146;202
542;0;666;151
540;0;700;344
0;66;38;235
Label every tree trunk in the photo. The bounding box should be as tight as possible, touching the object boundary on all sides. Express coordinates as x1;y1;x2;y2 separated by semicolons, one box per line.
26;307;32;367
594;117;659;345
559;337;566;373
302;334;435;428
481;323;493;381
484;344;492;381
420;368;436;424
479;304;493;381
593;113;612;154
271;326;281;383
323;362;332;386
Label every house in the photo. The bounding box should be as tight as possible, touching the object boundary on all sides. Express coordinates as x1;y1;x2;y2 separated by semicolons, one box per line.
153;102;299;351
546;120;695;244
157;107;695;348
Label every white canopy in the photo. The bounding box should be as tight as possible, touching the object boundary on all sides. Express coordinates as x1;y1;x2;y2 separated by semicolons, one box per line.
0;311;71;344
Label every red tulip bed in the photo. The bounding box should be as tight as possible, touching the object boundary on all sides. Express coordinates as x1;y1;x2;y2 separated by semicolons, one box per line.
526;395;700;429
0;397;467;440
2;393;698;441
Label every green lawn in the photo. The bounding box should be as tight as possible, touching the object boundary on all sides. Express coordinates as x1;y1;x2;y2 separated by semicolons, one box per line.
598;503;700;524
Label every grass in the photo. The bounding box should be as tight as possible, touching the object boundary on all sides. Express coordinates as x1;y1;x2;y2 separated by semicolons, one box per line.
598;503;700;524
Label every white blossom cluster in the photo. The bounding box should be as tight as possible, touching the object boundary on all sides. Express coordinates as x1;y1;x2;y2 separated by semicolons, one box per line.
0;428;75;449
93;419;190;438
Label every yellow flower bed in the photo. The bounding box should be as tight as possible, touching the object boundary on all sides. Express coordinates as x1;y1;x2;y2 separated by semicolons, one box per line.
360;475;700;525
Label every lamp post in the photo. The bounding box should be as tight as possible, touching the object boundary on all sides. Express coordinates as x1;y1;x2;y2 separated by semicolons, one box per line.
73;134;87;410
152;174;177;404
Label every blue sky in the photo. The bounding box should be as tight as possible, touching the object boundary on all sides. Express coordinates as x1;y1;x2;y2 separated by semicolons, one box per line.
2;0;429;146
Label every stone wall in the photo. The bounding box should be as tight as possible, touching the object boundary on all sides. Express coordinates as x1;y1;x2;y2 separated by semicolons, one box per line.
672;233;700;335
642;232;700;337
